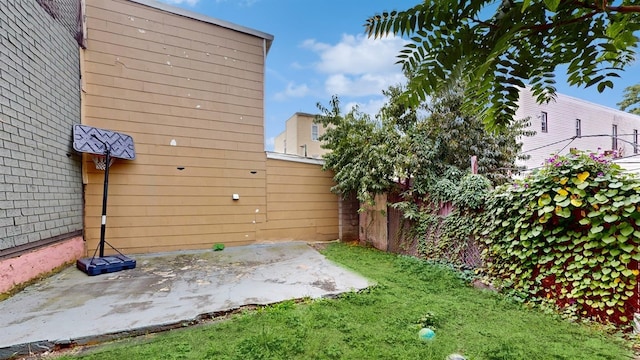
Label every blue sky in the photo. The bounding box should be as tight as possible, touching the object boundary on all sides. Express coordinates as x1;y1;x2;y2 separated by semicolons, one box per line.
157;0;640;150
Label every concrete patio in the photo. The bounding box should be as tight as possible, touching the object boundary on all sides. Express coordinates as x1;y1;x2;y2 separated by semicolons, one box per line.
0;242;372;359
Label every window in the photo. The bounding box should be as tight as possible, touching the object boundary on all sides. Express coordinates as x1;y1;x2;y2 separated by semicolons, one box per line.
283;139;287;154
635;129;638;154
612;124;618;150
311;124;319;141
575;119;581;138
540;111;548;133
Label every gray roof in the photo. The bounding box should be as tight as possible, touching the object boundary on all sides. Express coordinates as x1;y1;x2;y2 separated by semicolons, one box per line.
128;0;274;52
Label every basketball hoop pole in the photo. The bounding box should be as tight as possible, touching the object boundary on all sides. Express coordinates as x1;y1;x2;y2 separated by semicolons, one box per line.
74;124;136;275
93;135;110;258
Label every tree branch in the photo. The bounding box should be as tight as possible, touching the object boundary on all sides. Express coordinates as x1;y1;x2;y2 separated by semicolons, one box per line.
516;11;599;33
607;5;640;13
470;17;500;29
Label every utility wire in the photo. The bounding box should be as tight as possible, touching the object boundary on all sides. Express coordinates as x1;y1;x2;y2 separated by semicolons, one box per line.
522;133;639;154
556;136;577;154
522;137;576;154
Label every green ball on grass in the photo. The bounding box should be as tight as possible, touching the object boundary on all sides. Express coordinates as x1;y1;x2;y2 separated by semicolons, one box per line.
418;327;435;341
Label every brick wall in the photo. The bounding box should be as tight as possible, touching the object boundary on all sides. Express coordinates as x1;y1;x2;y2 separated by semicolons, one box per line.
0;1;82;253
35;0;83;44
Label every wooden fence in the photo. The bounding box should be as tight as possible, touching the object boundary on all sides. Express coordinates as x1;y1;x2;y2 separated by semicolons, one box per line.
360;193;482;268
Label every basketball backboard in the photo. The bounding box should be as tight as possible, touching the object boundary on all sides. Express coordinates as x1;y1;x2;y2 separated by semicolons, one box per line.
72;124;136;160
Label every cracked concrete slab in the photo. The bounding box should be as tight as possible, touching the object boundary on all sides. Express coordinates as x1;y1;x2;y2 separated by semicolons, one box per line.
0;242;372;359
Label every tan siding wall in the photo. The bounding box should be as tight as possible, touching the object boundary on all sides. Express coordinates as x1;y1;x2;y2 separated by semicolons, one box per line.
83;0;267;255
260;159;339;241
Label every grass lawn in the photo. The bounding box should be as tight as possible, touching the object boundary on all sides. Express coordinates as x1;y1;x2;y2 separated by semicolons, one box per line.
57;242;634;359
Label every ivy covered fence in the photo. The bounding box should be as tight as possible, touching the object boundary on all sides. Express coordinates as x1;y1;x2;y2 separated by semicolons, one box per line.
480;149;640;325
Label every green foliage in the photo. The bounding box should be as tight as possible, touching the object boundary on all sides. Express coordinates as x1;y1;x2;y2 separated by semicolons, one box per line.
480;149;640;325
411;81;530;187
365;1;640;129
315;95;401;204
453;174;492;210
394;172;492;266
415;311;440;329
618;84;640;115
430;177;459;204
317;80;529;203
213;243;225;251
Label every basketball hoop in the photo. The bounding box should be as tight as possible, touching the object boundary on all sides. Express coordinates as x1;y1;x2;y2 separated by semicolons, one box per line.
91;154;115;170
73;124;137;276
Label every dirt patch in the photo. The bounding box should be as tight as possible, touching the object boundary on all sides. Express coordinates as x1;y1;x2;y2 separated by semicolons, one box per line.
307;241;334;252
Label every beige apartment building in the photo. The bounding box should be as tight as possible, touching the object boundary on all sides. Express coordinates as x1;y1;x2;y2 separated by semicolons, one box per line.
274;112;329;158
516;87;640;173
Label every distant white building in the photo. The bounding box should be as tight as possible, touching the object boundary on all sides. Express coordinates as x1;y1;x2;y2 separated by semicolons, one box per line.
516;87;640;173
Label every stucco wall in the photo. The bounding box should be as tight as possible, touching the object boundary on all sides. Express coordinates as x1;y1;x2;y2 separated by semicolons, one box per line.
273;113;328;159
0;1;83;253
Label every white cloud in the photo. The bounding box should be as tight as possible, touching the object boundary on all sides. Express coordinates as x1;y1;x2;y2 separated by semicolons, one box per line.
158;0;200;6
302;34;407;98
342;97;388;120
306;34;406;75
237;0;259;6
352;97;388;118
325;72;406;97
301;39;331;52
273;82;310;101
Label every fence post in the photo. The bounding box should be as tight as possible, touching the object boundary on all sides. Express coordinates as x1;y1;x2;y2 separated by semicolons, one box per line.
471;155;478;174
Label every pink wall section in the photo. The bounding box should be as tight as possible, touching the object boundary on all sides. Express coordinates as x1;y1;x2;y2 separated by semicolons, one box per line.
0;236;85;294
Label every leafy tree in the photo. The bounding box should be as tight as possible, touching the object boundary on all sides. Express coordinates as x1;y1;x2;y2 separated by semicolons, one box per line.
416;81;531;186
316;81;530;203
315;95;403;204
365;1;640;129
618;83;640;115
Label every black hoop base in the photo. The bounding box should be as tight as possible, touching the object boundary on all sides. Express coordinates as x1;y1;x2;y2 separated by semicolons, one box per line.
76;255;136;276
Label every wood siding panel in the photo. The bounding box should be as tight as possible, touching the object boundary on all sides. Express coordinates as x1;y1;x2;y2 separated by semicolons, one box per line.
84;106;263;135
84;91;263;121
83;61;264;106
83;0;267;254
84;194;265;207
86;173;263;187
87;1;264;64
86;214;258;227
83;118;264;149
97;235;257;255
86;205;266;217
259;159;339;241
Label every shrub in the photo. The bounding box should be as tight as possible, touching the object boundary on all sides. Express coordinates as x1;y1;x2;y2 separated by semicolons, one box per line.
480;149;640;325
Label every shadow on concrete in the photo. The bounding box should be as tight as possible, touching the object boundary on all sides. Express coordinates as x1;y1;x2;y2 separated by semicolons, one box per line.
0;242;372;359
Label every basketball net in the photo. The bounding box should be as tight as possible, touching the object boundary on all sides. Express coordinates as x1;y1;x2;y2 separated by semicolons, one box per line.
91;154;115;170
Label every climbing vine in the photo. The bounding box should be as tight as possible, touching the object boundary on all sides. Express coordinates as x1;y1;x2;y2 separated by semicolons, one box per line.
480;149;640;324
394;173;491;267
